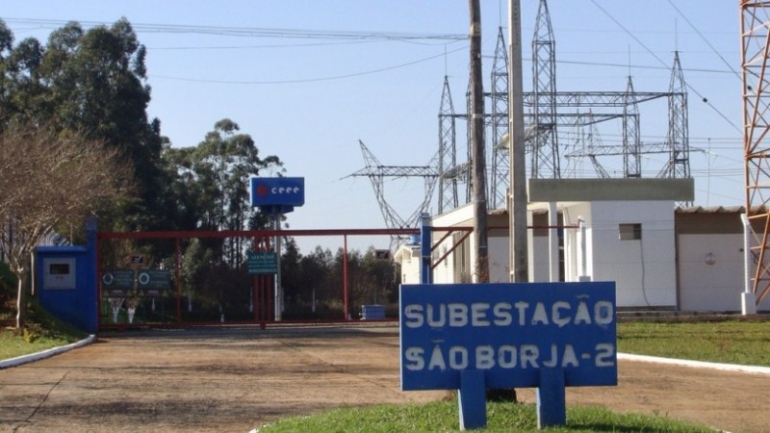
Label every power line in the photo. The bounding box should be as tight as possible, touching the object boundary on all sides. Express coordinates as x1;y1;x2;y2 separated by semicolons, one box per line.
666;0;741;80
588;0;741;133
150;45;467;85
3;17;467;42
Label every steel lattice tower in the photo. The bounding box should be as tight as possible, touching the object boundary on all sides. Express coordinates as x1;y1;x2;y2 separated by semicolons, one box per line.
574;110;611;179
659;51;691;179
741;0;770;304
623;76;642;178
438;76;459;213
531;0;560;179
432;0;692;214
490;27;511;209
345;140;438;249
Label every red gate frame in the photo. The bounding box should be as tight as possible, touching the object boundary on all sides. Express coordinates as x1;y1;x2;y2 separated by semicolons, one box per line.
96;228;419;329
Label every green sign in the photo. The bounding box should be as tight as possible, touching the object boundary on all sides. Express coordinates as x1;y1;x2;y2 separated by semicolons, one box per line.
102;269;134;289
247;251;278;275
137;270;171;291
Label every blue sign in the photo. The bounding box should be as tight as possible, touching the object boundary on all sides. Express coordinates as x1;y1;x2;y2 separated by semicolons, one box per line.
250;177;305;208
400;282;616;390
400;281;616;429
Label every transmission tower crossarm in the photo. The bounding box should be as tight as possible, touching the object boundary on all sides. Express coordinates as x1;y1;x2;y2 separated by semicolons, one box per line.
522;91;676;107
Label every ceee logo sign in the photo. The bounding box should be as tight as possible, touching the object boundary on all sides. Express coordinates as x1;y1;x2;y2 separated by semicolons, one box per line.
250;177;305;207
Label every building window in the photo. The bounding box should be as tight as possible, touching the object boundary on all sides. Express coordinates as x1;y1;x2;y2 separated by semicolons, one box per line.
619;223;642;240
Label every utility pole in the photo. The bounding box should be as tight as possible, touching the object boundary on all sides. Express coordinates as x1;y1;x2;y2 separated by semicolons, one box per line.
469;0;489;282
509;0;529;283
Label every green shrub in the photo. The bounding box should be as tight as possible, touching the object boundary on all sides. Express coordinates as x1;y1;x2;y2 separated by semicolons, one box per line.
0;262;18;321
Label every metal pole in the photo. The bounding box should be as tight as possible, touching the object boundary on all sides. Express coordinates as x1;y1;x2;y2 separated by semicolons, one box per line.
509;0;529;283
343;234;349;320
274;212;282;321
420;213;433;284
175;237;181;323
741;213;757;314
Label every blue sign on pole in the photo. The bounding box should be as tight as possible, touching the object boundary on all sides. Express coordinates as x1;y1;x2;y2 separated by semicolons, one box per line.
250;177;305;210
400;281;617;429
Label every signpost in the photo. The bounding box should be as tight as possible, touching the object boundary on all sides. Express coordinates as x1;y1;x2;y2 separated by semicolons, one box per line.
249;177;305;322
400;281;617;430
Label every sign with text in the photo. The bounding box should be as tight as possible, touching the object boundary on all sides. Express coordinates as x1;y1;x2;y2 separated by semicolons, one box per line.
137;270;171;292
102;270;134;290
247;251;278;275
250;177;305;207
400;282;617;391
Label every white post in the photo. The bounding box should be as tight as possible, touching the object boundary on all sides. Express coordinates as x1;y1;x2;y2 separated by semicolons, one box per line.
578;217;590;282
312;287;316;313
740;214;757;315
562;215;574;281
548;202;559;282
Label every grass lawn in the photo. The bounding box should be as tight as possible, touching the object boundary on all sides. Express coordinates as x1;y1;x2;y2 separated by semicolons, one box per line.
0;301;86;362
617;318;770;367
0;327;83;360
257;400;717;433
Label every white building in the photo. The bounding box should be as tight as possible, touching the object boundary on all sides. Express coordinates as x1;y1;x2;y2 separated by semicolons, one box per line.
396;178;770;313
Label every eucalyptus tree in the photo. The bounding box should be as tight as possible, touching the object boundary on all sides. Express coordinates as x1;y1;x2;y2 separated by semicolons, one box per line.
165;119;283;264
0;18;175;233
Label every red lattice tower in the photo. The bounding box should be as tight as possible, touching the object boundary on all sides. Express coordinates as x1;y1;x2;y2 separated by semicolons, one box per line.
742;1;770;304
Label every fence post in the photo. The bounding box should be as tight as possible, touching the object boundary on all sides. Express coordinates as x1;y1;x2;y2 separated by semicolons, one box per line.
420;213;432;284
343;234;349;320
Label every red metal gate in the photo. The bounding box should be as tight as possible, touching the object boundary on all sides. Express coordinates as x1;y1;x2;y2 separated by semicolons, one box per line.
97;228;418;330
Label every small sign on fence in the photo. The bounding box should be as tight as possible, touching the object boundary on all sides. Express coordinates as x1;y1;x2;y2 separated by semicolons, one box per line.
400;281;617;430
247;251;278;275
137;270;171;292
101;269;134;294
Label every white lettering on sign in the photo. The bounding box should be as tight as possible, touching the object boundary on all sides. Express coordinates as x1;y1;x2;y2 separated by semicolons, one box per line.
403;342;614;372
404;300;614;329
270;186;301;194
400;283;617;392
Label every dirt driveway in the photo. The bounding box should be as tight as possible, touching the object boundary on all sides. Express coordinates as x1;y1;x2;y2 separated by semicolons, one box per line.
0;324;768;433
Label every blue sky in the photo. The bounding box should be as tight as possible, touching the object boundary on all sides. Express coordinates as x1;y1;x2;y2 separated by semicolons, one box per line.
2;1;743;238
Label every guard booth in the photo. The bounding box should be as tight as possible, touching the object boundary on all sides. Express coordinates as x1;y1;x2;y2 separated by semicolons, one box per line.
35;221;98;333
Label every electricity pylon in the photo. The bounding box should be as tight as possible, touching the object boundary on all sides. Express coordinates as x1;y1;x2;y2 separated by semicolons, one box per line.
345;140;438;250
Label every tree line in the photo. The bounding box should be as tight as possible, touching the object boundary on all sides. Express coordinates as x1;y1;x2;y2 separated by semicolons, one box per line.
0;18;398;328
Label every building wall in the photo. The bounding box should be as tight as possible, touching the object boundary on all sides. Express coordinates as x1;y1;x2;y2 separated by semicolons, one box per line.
407;201;770;312
530;235;551;283
678;233;770;312
429;232;463;284
583;201;677;308
488;234;510;283
397;246;421;285
561;203;592;283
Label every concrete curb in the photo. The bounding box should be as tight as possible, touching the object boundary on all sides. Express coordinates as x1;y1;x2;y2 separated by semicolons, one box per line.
0;334;97;369
618;352;770;376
